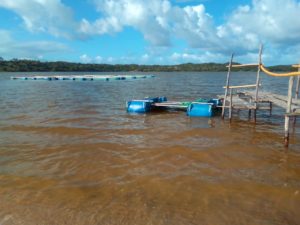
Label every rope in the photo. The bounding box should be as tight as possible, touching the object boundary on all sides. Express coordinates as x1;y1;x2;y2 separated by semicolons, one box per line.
260;64;300;77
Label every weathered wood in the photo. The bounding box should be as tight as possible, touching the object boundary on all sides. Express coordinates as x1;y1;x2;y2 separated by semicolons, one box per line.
229;88;233;121
284;76;295;147
222;53;234;119
286;112;300;116
295;64;300;100
255;45;263;105
153;102;188;109
244;91;300;109
226;63;259;68
223;84;258;89
296;76;300;100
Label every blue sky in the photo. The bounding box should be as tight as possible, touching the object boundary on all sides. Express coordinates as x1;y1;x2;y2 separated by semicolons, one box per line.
0;0;300;65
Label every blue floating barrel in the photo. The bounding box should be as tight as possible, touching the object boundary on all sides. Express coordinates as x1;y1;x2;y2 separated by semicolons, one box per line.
158;96;167;102
144;97;159;103
187;103;214;117
208;98;222;107
127;100;153;113
143;96;167;103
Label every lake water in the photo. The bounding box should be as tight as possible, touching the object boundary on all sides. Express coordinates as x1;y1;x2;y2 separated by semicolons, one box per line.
0;72;299;225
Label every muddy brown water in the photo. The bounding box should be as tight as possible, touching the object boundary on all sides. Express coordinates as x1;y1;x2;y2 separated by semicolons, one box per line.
0;72;299;225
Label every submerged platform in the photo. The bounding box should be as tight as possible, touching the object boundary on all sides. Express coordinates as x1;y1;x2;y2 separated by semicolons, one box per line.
126;97;222;117
11;74;155;81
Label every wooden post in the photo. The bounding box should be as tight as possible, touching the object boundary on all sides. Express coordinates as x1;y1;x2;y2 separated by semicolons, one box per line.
295;75;300;100
229;88;233;121
254;44;263;122
248;109;252;120
294;66;300;124
222;53;234;119
284;76;295;147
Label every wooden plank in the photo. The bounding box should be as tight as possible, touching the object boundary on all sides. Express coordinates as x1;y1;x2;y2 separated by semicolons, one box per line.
255;45;263;107
284;76;295;147
295;73;300;100
286;112;300;116
226;63;259;68
229;89;233;120
232;105;257;110
244;91;300;109
223;84;258;89
222;53;234;119
257;106;272;110
153;102;188;109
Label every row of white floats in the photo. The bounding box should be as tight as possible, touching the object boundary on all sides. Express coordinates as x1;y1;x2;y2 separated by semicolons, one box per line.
11;75;155;81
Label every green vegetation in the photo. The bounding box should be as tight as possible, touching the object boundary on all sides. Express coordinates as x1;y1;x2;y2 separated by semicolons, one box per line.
0;58;297;72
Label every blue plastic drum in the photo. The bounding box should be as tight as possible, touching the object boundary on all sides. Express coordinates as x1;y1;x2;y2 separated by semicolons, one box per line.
187;103;214;117
127;100;153;113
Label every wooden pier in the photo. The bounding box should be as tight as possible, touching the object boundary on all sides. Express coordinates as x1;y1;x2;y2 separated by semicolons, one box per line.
221;45;300;147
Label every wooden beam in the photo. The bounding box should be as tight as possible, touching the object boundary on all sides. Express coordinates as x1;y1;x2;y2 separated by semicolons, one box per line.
222;53;234;119
284;76;295;147
226;63;259;68
229;88;233;121
223;84;258;89
255;44;263;108
295;65;300;100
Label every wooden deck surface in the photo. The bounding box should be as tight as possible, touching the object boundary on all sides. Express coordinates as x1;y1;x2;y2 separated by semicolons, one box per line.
218;91;300;112
244;91;300;110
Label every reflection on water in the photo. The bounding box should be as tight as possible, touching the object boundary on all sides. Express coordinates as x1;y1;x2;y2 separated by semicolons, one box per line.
0;72;299;225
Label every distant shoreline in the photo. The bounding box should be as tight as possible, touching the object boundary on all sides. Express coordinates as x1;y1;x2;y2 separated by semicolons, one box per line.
0;59;297;73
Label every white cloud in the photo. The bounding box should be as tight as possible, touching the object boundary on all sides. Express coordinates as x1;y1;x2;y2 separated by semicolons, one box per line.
170;51;227;64
1;0;300;64
79;54;117;64
78;51;228;65
79;54;92;63
0;29;69;59
80;0;173;46
0;0;77;39
95;56;103;63
218;0;300;52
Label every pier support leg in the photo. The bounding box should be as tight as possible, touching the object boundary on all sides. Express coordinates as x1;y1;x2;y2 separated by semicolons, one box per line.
222;54;234;119
254;109;257;123
295;75;300;100
284;115;290;147
284;76;295;147
229;89;233;122
248;109;252;119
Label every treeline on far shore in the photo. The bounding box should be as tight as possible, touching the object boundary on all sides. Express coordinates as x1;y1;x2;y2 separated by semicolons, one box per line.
0;58;297;72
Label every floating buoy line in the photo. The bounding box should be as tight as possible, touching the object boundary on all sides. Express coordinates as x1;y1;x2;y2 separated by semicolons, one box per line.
11;74;155;81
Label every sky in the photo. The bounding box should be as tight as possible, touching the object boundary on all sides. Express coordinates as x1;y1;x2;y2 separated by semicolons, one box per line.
0;0;300;65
